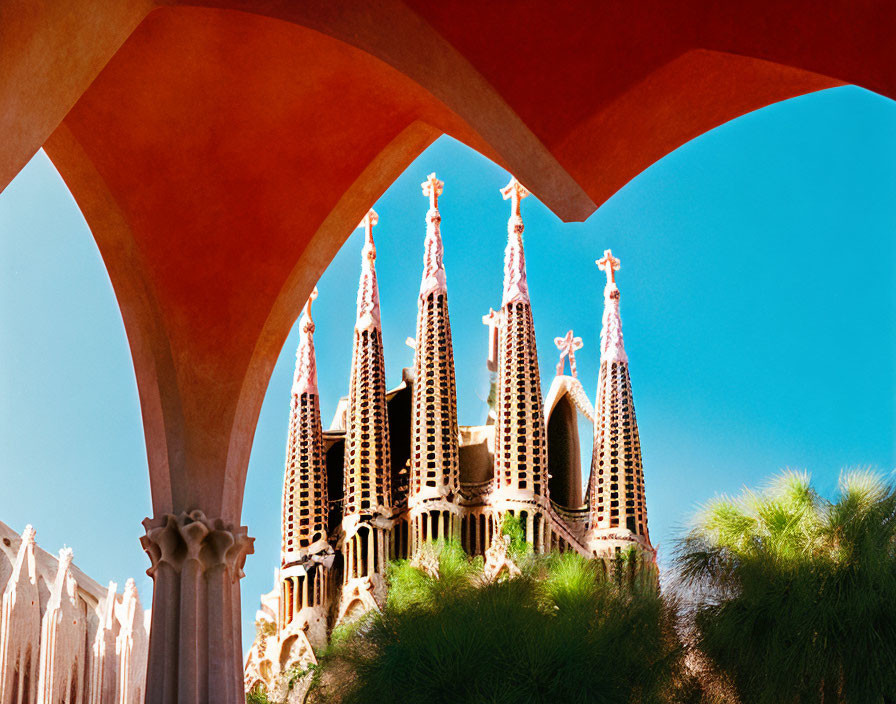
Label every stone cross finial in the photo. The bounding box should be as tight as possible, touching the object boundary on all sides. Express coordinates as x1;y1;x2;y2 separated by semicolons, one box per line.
421;172;443;211
501;177;531;305
419;173;447;298
482;308;501;372
357;209;379;258
597;249;621;285
554;330;584;377
355;209;381;331
501;177;530;218
294;285;320;395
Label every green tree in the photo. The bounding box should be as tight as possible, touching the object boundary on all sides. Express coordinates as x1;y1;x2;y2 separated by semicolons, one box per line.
675;470;896;703
309;540;694;704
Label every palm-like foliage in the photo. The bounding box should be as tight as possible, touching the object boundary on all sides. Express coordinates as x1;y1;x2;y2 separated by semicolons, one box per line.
676;470;896;703
309;541;694;704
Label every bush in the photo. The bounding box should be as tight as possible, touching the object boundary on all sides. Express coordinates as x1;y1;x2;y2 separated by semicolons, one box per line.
309;540;693;704
675;469;896;703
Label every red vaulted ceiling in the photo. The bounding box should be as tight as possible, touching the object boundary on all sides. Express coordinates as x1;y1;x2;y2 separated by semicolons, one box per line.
0;1;891;518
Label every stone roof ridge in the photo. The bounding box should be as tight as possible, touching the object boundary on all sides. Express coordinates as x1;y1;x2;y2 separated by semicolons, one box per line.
544;374;595;424
501;177;530;307
419;172;447;299
293;287;319;396
355;209;381;332
567;377;596;423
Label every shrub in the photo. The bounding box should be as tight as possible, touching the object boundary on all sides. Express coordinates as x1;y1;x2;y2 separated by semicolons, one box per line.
675;469;896;703
309;540;693;704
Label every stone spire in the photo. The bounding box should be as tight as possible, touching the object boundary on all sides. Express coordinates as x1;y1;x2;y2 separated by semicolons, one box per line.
344;209;391;515
588;250;650;550
596;249;627;365
0;525;40;704
410;172;460;511
419;172;447;298
88;581;119;703
501;177;530;306
37;548;86;703
493;177;548;497
283;287;329;563
293;287;319;396
116;578;148;704
355;209;381;332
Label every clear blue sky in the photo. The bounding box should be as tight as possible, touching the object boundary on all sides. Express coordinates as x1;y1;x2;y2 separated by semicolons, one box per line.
1;86;893;653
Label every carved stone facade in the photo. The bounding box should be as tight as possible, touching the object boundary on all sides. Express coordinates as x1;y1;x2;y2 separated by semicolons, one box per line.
0;520;149;704
246;175;655;694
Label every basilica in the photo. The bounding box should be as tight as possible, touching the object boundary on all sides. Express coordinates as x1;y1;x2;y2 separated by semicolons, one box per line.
245;174;653;690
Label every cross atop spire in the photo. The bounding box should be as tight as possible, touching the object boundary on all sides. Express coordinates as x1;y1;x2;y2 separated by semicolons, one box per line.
419;173;447;298
501;178;531;306
597;249;627;364
501;177;530;222
302;286;318;333
482;308;500;329
358;209;379;259
294;286;320;396
554;330;584;377
355;209;381;331
421;172;443;211
597;249;621;285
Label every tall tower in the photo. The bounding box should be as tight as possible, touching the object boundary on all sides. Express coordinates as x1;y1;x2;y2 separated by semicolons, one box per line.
492;177;549;538
409;173;461;551
587;250;651;555
279;287;331;647
344;209;392;516
339;209;392;622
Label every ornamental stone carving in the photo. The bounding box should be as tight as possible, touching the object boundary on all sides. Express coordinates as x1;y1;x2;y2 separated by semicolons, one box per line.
140;510;254;581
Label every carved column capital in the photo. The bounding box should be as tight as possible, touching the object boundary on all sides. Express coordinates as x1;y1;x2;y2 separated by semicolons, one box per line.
140;511;253;703
140;510;254;582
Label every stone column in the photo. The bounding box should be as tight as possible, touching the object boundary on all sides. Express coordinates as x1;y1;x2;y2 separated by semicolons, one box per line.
141;510;253;704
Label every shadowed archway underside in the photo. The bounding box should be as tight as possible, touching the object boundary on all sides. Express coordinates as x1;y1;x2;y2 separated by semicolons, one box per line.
2;0;893;528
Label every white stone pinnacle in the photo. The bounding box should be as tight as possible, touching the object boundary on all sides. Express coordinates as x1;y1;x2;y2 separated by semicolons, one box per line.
355;209;382;332
597;249;627;365
293;286;319;396
419;172;447;299
501;177;531;307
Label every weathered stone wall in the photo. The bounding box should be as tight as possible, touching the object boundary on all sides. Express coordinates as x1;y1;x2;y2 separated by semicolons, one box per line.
0;520;149;703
